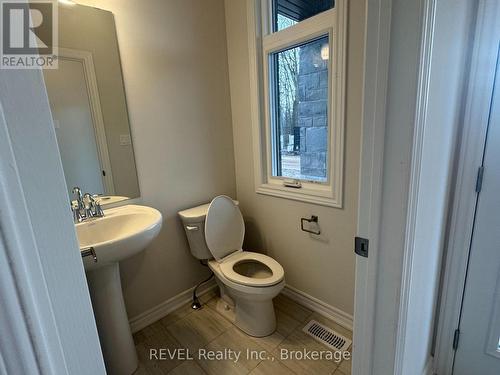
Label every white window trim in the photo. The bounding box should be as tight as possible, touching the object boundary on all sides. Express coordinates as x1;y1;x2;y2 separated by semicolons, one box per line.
246;0;347;208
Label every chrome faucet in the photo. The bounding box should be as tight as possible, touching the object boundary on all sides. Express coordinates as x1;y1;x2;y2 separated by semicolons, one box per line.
71;187;104;223
83;193;104;219
72;187;85;223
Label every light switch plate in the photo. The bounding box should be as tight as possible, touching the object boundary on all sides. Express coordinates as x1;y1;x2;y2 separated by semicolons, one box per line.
120;134;132;146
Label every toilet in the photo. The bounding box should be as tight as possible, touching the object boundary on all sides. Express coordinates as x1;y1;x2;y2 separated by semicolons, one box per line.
178;195;285;337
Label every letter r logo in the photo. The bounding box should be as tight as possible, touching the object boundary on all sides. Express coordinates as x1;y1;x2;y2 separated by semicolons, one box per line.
2;1;54;55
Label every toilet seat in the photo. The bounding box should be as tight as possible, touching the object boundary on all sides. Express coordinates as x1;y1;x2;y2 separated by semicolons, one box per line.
219;251;284;287
205;196;284;287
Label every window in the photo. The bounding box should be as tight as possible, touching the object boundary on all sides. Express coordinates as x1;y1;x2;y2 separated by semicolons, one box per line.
270;35;330;182
251;0;346;207
273;0;334;31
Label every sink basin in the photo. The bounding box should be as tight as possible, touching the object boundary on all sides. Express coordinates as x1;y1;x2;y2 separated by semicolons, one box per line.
77;204;162;271
76;204;162;375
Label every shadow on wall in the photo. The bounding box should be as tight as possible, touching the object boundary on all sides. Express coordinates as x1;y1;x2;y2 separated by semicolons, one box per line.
244;213;330;251
120;213;212;285
243;217;266;253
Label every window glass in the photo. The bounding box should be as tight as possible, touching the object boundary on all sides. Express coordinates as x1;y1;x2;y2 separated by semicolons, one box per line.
270;35;330;182
273;0;334;32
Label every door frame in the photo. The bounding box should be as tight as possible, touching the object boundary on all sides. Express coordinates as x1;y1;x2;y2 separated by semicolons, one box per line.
0;99;67;375
352;0;392;373
354;0;477;374
433;2;500;374
0;66;106;374
51;47;116;195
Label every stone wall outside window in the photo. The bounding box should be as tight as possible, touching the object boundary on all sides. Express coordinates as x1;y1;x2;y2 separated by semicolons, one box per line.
296;42;328;180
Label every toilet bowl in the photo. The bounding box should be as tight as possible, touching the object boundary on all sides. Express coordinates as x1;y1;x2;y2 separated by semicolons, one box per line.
178;195;285;337
208;251;285;336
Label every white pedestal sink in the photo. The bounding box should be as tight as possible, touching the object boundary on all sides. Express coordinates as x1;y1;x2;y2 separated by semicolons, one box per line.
76;205;162;375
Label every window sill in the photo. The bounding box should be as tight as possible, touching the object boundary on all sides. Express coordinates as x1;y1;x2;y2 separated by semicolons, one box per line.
256;183;342;208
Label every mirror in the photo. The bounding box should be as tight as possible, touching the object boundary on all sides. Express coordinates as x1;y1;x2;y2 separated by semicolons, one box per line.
43;4;140;203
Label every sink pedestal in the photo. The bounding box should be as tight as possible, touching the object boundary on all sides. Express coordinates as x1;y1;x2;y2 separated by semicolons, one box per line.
77;204;162;373
86;263;138;375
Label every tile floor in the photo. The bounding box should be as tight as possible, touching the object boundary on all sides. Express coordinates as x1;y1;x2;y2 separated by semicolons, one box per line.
133;291;352;375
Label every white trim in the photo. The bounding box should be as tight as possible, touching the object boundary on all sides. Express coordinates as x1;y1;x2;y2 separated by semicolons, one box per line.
128;280;354;335
128;279;354;335
54;47;115;195
255;183;342;207
129;281;217;333
423;358;434;375
0;67;106;374
247;0;346;208
282;285;353;331
486;272;500;359
0;103;64;375
433;1;500;373
393;0;481;373
394;0;436;373
247;0;266;191
352;0;392;374
262;9;335;50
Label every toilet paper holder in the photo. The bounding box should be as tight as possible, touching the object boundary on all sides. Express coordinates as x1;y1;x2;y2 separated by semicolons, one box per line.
301;215;321;235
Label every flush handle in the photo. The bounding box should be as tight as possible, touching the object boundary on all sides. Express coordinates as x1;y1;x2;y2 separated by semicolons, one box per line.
186;225;199;231
81;247;97;263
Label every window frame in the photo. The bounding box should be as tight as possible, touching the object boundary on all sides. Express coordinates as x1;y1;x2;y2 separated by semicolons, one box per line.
249;0;346;208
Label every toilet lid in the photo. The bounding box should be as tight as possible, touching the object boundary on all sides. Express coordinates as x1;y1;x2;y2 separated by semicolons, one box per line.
205;195;245;261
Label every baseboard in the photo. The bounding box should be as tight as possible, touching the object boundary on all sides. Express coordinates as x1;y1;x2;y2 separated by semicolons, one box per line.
129;280;217;333
282;284;354;331
129;282;353;334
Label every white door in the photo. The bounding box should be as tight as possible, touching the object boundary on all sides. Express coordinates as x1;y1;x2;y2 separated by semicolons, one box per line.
453;52;500;374
44;58;105;197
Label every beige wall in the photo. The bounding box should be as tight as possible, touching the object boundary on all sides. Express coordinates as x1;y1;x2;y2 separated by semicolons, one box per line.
71;0;362;319
75;0;236;318
224;0;365;315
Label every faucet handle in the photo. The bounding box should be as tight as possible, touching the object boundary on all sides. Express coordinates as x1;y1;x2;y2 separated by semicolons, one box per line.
92;195;104;217
83;193;104;218
72;187;84;209
71;199;84;223
83;193;95;218
94;200;104;217
72;186;82;198
71;187;85;223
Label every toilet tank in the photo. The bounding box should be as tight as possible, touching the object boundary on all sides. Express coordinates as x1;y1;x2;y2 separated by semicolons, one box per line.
178;200;239;260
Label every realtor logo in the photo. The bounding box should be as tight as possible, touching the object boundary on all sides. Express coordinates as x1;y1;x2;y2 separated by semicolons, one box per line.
1;0;58;69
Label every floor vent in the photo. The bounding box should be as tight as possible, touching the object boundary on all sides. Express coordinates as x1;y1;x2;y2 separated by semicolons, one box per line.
302;320;352;351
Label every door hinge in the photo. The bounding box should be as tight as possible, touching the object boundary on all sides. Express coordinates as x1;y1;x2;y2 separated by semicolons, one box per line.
355;237;369;258
453;329;460;350
476;166;484;193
